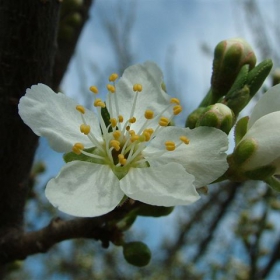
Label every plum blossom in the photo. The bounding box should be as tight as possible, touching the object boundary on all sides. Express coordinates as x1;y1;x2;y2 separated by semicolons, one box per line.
236;84;280;173
19;62;228;217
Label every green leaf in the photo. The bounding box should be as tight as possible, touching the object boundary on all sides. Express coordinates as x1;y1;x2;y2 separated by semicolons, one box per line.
247;59;273;98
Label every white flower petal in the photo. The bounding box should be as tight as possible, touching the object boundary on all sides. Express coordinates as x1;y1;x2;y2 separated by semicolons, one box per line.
107;62;172;132
18;84;102;152
143;126;229;187
248;84;280;128
45;161;124;217
120;162;199;206
241;111;280;170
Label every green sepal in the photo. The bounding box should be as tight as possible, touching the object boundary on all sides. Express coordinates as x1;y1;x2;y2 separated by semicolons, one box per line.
221;64;251;115
196;111;219;127
244;165;276;180
185;107;206;128
233;138;257;165
101;105;112;132
234;116;249;145
226;64;249;95
265;176;280;192
63;147;104;165
136;204;174;217
123;241;152;267
247;59;273;98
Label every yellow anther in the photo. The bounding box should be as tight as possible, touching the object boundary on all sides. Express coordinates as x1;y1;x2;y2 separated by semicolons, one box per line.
118;154;127;165
130;134;139;142
107;84;116;93
165;141;176;151
126;126;130;131
170;98;180;105
76;105;85;114
113;130;121;139
93;98;102;106
109;73;118;82
110;118;118;128
80;124;91;135
129;130;135;136
129;117;136;123
118;115;124;123
180;136;190;144
143;131;151;141
133;83;143;92
94;99;105;108
110;140;121;151
72;143;84;155
89;86;98;94
146;128;154;135
159;116;169;126
173;105;182;115
145;110;154;119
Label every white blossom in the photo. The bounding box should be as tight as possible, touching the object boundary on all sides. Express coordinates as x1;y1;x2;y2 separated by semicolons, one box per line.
19;62;228;217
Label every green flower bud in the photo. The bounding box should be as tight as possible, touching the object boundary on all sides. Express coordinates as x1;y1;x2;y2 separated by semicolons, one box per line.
211;38;256;102
123;242;151;267
196;103;235;134
185;107;206;128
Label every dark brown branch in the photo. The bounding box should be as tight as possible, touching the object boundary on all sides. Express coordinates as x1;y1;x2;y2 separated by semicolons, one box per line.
0;201;141;264
0;0;60;236
52;0;93;90
0;217;104;264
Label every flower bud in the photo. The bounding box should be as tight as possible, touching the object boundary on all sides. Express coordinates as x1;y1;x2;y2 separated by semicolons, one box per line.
123;242;151;267
185;107;206;128
211;38;256;101
196;103;235;134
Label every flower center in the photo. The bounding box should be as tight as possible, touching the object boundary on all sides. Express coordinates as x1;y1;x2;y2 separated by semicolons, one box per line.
72;73;189;177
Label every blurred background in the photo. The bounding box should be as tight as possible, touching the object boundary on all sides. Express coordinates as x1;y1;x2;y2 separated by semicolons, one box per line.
10;0;280;279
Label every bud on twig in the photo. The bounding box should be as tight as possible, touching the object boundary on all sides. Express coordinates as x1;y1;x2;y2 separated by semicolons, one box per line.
195;103;235;134
211;38;256;102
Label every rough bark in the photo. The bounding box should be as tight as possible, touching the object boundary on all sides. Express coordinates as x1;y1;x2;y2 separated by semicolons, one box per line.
0;0;61;275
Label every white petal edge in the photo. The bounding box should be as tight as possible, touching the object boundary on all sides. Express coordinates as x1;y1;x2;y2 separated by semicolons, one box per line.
45;161;124;217
241;111;280;170
18;84;102;152
120;162;199;207
107;61;172;132
248;84;280;128
143;126;229;187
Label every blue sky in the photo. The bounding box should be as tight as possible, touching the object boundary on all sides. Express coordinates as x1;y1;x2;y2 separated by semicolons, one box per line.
33;0;280;277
